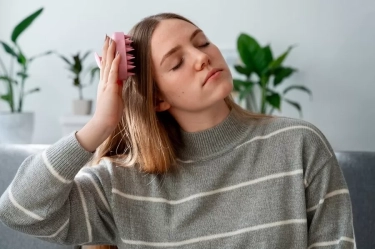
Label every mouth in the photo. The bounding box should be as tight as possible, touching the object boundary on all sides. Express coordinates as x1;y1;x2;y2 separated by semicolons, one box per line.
203;68;223;85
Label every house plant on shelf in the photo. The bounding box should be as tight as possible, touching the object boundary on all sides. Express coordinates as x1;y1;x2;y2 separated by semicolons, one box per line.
0;7;53;144
232;33;312;117
56;51;99;115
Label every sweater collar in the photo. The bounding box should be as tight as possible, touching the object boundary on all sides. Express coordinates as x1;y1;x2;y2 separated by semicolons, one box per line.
176;108;251;162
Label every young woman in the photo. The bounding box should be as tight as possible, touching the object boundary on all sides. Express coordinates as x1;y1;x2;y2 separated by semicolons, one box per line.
0;13;356;249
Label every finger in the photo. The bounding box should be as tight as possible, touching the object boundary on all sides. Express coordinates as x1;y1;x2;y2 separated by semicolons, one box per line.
103;38;116;83
107;52;122;94
100;35;109;81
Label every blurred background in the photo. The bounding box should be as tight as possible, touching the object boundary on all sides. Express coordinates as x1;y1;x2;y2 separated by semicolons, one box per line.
0;0;374;151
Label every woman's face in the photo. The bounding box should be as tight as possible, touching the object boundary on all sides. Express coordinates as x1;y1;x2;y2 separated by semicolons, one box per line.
151;19;233;114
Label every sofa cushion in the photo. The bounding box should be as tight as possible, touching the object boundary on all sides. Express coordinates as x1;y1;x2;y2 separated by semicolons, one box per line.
336;151;375;249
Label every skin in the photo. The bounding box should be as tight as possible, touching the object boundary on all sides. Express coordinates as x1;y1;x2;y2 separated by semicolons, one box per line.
76;20;235;152
151;19;233;132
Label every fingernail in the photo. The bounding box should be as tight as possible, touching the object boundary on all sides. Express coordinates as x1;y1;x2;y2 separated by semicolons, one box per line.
116;51;120;56
104;34;108;41
109;38;113;45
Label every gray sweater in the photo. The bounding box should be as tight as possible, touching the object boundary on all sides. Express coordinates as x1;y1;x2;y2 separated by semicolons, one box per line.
0;109;356;248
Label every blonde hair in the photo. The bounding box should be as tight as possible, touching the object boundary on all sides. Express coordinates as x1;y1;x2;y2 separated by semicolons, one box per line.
90;13;273;174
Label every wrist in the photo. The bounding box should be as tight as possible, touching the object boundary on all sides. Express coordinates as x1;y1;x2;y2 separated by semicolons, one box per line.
76;118;115;152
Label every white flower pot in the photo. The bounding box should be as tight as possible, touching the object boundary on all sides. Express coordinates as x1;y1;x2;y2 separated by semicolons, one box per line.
73;99;92;115
0;112;34;144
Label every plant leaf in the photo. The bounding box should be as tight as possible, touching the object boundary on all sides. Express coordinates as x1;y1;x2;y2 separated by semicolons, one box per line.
284;98;302;117
29;50;54;62
239;83;254;101
72;54;82;74
17;52;27;65
283;85;313;100
273;67;296;86
0;41;18;57
80;50;92;62
250;45;274;76
237;33;260;72
0;76;17;84
24;87;40;95
57;54;72;65
17;72;28;79
269;45;295;71
0;94;11;102
11;8;44;43
263;45;273;65
73;76;80;86
252;48;269;76
233;79;255;93
266;93;281;110
234;64;252;78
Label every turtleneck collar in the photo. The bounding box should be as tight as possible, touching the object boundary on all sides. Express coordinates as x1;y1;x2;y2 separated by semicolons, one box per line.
176;108;252;162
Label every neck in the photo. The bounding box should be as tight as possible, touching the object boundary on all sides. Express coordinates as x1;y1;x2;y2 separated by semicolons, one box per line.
170;100;231;133
176;107;253;162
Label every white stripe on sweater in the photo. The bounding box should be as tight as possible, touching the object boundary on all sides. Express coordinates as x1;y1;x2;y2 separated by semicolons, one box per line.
113;169;303;204
75;181;92;242
177;125;332;163
307;236;355;249
35;219;69;238
121;219;307;247
307;189;350;212
42;150;72;184
77;172;111;211
236;126;331;156
8;186;44;221
177;126;332;164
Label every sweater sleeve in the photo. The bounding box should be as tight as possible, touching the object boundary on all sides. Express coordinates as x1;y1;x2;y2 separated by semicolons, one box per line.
305;154;356;249
0;132;117;246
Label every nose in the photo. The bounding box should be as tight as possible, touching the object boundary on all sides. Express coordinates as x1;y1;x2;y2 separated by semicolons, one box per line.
193;49;210;71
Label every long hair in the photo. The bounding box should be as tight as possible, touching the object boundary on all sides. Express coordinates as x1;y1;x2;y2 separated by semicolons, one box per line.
90;13;273;174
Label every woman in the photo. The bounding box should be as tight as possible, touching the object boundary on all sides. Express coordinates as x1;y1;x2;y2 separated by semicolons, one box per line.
0;13;355;249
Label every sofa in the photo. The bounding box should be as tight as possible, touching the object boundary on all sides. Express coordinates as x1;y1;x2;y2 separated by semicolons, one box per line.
0;144;374;249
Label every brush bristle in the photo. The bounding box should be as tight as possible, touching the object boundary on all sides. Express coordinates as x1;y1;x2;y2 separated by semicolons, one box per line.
125;38;135;74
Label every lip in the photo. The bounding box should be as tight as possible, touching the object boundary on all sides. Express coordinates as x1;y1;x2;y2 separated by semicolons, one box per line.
203;68;223;85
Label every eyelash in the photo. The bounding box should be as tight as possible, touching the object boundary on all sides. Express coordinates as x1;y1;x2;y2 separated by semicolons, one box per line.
171;42;211;71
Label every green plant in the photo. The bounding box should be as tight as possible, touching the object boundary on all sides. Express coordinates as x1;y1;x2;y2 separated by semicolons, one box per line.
56;51;99;100
233;33;312;117
0;7;53;113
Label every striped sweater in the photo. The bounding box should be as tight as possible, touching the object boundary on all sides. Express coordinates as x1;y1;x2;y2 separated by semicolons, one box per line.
0;109;356;248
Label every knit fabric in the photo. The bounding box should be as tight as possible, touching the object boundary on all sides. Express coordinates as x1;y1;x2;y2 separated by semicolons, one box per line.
0;109;356;248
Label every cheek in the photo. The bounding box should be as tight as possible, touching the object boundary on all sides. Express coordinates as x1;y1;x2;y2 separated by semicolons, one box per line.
157;75;189;100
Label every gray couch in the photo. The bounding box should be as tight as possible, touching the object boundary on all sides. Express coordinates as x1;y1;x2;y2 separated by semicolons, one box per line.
0;144;374;248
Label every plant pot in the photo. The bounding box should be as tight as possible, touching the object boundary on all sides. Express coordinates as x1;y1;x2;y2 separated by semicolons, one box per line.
0;112;34;144
73;99;92;115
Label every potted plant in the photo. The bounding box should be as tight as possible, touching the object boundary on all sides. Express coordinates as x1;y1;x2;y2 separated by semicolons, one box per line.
232;33;312;117
56;51;99;115
0;7;53;144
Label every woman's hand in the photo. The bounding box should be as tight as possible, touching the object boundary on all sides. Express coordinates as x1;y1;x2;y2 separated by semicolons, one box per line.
93;35;124;130
76;36;125;152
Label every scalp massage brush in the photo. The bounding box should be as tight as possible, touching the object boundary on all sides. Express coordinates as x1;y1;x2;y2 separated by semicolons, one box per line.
94;32;135;81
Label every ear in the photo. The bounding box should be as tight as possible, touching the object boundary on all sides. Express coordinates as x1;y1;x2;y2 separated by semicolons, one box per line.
155;97;171;112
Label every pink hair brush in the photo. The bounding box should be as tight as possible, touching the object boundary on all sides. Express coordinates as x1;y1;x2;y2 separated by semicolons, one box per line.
94;32;135;80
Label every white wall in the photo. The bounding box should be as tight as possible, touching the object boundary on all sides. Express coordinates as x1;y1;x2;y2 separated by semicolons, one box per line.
0;0;374;151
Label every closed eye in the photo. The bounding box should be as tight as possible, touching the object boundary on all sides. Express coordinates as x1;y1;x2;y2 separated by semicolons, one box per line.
200;42;210;47
171;43;210;71
172;58;184;71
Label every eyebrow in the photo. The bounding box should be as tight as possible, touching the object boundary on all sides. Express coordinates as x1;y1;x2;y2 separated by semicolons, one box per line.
159;29;203;66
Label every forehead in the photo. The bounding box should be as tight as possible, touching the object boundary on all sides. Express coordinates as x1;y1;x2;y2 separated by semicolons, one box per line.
151;19;198;57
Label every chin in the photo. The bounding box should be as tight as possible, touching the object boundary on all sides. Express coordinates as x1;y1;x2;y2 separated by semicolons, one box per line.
214;79;233;100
